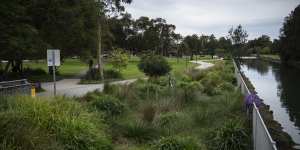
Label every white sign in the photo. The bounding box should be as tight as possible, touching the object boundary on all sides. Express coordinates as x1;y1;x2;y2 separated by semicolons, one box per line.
47;49;60;66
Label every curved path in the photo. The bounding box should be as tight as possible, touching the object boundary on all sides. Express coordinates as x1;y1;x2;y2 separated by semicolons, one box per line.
39;60;217;97
190;60;216;70
38;79;136;97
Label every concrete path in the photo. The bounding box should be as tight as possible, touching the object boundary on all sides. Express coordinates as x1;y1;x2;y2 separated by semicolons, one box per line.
39;59;217;97
190;60;215;70
38;79;137;97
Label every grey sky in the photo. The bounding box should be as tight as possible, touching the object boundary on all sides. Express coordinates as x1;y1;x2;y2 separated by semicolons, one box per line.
125;0;300;39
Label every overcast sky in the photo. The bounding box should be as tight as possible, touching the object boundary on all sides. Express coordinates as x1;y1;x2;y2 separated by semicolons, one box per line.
125;0;300;39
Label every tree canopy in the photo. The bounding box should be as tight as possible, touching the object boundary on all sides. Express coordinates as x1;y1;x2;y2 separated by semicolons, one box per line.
279;4;300;62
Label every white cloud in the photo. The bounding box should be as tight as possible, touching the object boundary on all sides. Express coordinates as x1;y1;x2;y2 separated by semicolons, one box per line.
125;0;300;39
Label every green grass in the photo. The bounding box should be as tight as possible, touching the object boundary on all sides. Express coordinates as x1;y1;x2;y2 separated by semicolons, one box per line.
0;96;112;150
103;56;197;80
11;59;89;82
24;59;88;77
6;55;208;82
260;54;280;60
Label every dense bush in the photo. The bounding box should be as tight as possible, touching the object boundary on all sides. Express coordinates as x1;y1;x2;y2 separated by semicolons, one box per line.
83;68;102;81
78;60;249;149
206;119;249;150
153;136;200;150
0;96;112;150
110;48;129;72
156;112;178;128
177;80;203;102
88;94;125;118
138;54;171;77
122;121;159;143
141;104;156;123
104;69;123;79
83;68;122;81
23;68;47;75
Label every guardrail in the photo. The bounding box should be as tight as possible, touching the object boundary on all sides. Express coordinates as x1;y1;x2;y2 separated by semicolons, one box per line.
0;79;32;96
233;60;277;150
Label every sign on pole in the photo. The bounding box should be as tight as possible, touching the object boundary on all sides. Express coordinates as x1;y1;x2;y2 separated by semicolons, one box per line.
47;49;60;96
47;50;60;66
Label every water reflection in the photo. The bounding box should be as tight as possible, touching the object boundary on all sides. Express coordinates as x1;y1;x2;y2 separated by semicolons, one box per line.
240;59;300;144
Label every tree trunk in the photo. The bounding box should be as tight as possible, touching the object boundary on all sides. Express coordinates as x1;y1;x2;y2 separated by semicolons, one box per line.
97;22;104;80
4;60;11;73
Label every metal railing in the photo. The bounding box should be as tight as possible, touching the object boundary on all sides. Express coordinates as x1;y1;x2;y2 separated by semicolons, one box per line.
0;79;32;97
233;60;277;150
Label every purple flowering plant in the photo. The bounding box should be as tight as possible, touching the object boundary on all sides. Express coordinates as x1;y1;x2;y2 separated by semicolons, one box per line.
245;91;261;109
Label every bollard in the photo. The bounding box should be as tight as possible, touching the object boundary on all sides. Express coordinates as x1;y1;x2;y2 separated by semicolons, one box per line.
31;86;36;97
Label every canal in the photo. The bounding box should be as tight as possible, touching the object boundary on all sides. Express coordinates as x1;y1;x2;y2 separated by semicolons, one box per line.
239;59;300;144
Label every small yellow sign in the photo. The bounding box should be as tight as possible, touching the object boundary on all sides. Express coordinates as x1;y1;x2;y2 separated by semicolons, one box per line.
31;87;36;97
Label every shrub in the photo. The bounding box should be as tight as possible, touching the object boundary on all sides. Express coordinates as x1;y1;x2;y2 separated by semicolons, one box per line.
177;81;203;103
206;119;249;150
153;136;200;150
155;112;179;131
138;54;171;78
201;71;223;95
135;81;165;99
23;68;47;76
89;94;125;118
123;121;159;143
104;69;123;79
0;96;112;150
110;48;129;72
141;104;156;123
103;82;118;94
82;68;122;81
83;68;102;80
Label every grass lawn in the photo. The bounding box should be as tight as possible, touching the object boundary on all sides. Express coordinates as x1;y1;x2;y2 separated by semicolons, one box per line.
260;54;280;60
22;59;88;82
103;56;200;80
14;55;210;82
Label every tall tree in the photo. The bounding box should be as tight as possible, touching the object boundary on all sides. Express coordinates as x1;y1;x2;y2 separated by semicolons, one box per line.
0;0;99;73
279;4;300;62
228;24;248;57
183;34;199;60
95;0;132;80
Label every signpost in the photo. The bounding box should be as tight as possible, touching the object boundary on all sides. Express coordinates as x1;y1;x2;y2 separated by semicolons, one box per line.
47;49;60;96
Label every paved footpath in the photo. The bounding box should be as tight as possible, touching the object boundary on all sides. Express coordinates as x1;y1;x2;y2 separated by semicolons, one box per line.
38;79;136;97
190;60;216;70
39;60;217;97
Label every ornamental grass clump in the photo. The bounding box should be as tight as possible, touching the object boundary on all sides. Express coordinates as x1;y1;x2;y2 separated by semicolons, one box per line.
206;119;249;150
0;96;112;150
152;136;200;150
88;94;125;118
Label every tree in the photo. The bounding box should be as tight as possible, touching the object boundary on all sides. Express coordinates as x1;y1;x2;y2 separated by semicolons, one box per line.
279;4;300;62
207;34;217;58
138;54;171;78
271;39;280;54
247;35;272;55
95;0;132;80
183;34;199;60
0;0;98;73
228;25;248;57
110;48;129;72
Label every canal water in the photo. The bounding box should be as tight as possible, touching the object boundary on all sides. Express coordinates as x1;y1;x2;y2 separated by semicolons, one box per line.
239;59;300;144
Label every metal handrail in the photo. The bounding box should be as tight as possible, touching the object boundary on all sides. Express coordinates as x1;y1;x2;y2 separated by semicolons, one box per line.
0;79;27;85
233;59;277;150
0;83;32;89
253;103;277;150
